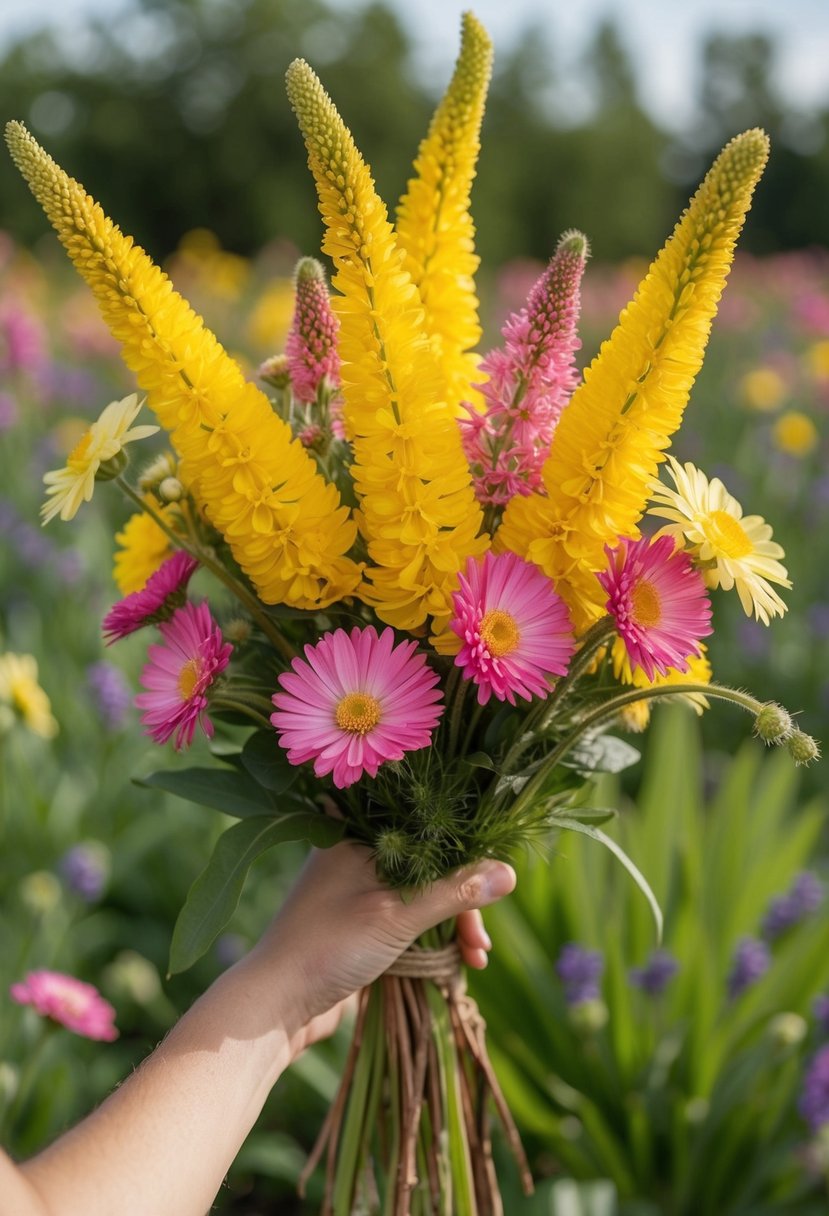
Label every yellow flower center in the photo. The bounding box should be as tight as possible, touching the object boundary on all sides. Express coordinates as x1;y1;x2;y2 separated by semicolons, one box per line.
480;609;520;658
177;658;202;701
631;580;662;628
67;431;93;471
704;509;753;559
335;692;382;735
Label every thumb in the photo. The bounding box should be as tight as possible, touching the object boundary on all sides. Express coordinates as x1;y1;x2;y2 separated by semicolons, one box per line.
405;859;516;939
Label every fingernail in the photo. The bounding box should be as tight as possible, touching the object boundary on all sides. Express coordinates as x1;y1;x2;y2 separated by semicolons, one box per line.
483;862;516;901
482;929;492;950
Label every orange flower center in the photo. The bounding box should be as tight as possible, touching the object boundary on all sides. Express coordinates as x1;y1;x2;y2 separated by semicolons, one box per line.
480;609;520;658
631;580;662;628
703;509;753;559
177;658;202;701
335;692;382;735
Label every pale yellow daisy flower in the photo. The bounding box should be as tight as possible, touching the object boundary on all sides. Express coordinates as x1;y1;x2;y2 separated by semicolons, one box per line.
0;653;59;738
41;393;158;524
648;455;790;624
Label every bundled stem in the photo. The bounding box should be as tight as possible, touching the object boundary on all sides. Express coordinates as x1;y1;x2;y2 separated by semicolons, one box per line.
300;937;533;1215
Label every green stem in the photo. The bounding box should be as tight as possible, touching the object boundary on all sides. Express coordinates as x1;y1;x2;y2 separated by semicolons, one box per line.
509;682;766;822
115;477;296;662
427;984;477;1216
333;985;382;1216
209;698;270;730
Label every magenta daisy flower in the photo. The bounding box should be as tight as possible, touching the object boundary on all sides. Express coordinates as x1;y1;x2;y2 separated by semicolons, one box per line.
271;626;443;789
102;550;199;643
11;969;118;1041
597;535;713;681
135;600;232;749
449;552;575;706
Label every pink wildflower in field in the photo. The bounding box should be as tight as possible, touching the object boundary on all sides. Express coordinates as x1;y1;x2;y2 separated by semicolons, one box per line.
450;552;575;705
459;231;587;505
271;627;443;789
285;257;341;404
103;550;199;642
135;601;232;749
598;535;713;682
11;969;118;1041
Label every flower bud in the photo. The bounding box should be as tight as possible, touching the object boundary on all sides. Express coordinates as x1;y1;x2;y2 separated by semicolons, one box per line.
753;701;793;744
102;950;161;1006
768;1011;807;1049
158;476;184;503
138;451;177;494
19;870;62;915
568;998;608;1034
787;730;821;766
258;353;291;390
223;617;254;645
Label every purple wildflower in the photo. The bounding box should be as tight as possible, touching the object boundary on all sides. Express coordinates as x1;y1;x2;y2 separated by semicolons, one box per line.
459;230;587;506
762;872;824;940
556;943;604;1006
727;936;771;999
59;842;110;902
799;1045;829;1133
86;662;132;731
629;949;680;997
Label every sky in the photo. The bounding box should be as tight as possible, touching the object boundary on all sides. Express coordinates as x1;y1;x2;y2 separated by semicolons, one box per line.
0;0;827;130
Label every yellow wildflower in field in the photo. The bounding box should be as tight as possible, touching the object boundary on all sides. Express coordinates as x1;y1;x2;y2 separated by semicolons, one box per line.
739;366;787;412
41;394;158;524
113;507;175;595
649;455;790;624
6;121;361;611
497;129;770;633
0;653;58;738
806;339;829;382
772;410;818;458
395;11;493;413
286;58;486;629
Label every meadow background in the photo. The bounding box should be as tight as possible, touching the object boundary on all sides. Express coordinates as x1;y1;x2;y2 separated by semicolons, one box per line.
1;1;828;1211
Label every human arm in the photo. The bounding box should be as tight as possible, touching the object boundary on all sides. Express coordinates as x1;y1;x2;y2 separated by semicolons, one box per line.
0;842;515;1216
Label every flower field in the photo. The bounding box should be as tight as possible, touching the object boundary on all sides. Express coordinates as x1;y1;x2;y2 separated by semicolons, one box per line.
1;214;827;1211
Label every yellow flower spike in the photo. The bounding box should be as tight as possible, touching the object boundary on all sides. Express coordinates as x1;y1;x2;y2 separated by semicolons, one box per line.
496;129;770;632
395;11;493;413
5;120;361;610
286;59;487;631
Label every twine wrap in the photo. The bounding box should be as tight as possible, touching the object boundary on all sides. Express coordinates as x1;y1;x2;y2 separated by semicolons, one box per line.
385;942;462;984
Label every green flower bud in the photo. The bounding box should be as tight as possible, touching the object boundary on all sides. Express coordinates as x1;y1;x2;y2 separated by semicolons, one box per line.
787;730;821;766
102;950;161;1006
258;353;291;390
95;447;129;481
767;1011;807;1049
19;870;62;915
568;998;608;1035
753;701;793;744
223;618;254;645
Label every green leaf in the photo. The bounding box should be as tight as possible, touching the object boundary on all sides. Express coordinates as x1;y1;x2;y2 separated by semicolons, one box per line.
566;734;641;775
550;805;618;826
463;751;496;771
554;816;663;942
169;812;344;973
240;730;299;792
135;766;279;819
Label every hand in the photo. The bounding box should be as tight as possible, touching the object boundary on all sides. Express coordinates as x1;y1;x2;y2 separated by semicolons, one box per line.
244;841;516;1057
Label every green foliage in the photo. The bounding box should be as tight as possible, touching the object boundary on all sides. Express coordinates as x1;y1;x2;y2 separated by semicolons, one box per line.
472;706;829;1214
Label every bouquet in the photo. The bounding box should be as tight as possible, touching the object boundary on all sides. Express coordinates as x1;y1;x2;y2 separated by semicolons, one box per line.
6;11;819;1214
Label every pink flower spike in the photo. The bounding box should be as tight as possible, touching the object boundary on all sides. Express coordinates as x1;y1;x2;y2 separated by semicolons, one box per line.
11;969;118;1041
102;550;199;643
450;552;575;706
459;230;588;505
285;257;341;404
271;626;443;789
597;535;714;682
135;600;232;750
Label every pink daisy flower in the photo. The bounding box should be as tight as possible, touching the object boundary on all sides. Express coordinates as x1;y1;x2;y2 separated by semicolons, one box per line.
135;600;232;749
11;969;118;1041
450;552;575;706
102;550;199;643
271;626;443;789
597;535;714;682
